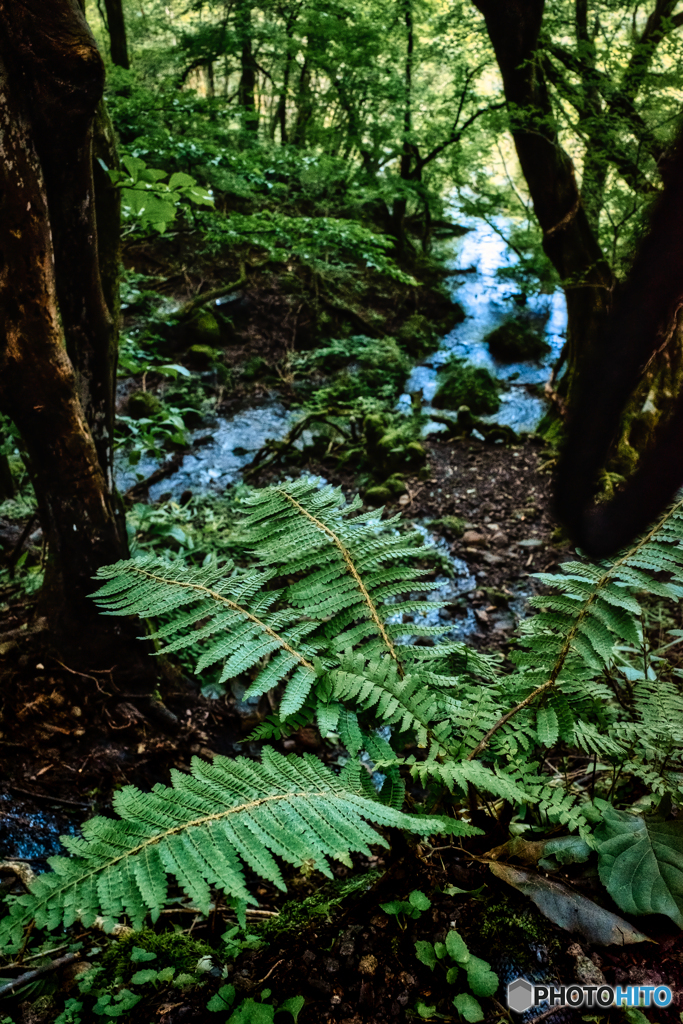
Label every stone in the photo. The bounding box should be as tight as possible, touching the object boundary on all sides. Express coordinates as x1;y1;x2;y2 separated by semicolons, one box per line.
491;531;508;547
365;485;392;506
186;344;217;369
185;309;221;346
358;955;378;976
461;530;487;547
127;390;163;419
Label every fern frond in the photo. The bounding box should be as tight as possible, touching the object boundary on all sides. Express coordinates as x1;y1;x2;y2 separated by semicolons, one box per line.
0;748;477;949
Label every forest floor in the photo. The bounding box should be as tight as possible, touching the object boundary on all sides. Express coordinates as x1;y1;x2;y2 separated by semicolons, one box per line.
2;235;683;1024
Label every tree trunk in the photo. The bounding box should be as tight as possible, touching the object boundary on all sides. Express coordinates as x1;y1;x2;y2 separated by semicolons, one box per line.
236;0;258;132
472;0;614;401
0;0;149;679
102;0;130;69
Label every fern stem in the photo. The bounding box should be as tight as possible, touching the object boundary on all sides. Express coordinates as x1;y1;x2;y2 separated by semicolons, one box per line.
127;565;315;670
468;498;683;758
276;488;403;672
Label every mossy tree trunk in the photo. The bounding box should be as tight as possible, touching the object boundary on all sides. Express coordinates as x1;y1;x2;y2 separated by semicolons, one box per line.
0;0;152;681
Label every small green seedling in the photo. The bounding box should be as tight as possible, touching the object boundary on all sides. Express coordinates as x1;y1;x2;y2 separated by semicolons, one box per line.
414;927;498;1022
381;890;431;929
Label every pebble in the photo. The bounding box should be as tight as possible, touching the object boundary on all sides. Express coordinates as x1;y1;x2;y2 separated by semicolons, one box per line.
461;530;487;547
359;955;378;976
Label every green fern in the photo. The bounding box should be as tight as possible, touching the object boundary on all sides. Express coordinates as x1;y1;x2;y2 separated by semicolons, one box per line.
0;748;475;950
7;484;683;947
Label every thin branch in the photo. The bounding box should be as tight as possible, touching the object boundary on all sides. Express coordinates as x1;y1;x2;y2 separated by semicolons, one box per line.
0;953;80;998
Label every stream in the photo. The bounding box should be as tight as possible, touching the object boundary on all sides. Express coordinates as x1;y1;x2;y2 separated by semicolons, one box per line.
116;216;566;500
2;220;558;863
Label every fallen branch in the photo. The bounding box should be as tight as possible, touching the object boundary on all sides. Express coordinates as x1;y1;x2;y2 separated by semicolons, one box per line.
173;273;246;320
0;952;80;998
243;409;353;479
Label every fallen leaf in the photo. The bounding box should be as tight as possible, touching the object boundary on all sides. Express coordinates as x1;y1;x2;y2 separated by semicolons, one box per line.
489;862;653;945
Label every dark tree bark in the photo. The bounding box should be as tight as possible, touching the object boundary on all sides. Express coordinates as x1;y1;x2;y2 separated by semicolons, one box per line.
102;0;130;69
472;0;614;400
0;0;152;682
235;0;258;131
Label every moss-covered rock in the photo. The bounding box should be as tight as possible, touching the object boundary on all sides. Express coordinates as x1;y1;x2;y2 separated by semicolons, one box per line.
433;358;500;415
127;390;164;419
485;319;550;363
385;473;407;495
185;309;221;347
98;928;215;988
365;485;392;506
186;344;218;369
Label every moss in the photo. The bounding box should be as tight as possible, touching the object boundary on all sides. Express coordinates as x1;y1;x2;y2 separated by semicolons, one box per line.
241;355;269;381
186;344;218;369
430;515;466;538
485;320;550;363
127;390;164;419
479;895;560;969
98;928;215;988
365;485;392;505
185;309;221;347
385;473;407;495
433;357;500;415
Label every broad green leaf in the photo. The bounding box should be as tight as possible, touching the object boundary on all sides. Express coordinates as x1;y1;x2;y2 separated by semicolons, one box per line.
131;968;158;984
489;862;652;945
415;940;437;970
445;929;470;965
130;947;156;962
207;984;236;1011
465;956;498;997
596;806;683;927
227;998;275;1024
169;171;198;189
453;992;483;1022
446;965;459;984
408;889;431;911
278;995;305;1021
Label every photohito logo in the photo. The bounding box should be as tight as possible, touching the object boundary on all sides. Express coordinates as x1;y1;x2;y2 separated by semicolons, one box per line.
507;977;673;1013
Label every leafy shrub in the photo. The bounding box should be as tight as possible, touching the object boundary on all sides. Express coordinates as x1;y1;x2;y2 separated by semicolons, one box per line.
108;155;214;234
432;357;500;414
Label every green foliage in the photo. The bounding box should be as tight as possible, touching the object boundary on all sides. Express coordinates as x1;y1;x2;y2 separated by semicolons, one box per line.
202;211;418;284
0;748;466;950
108;155;214;234
8;485;683;957
432;358;501;415
414;925;498;1020
596;806;683;927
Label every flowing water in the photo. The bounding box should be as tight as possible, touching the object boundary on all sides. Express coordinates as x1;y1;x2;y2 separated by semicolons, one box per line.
115;216;566;500
400;216;567;434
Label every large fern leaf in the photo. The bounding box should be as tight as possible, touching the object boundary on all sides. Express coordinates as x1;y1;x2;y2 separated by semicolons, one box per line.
0;748;477;949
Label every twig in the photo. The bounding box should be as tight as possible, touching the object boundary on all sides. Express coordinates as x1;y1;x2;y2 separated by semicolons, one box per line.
0;952;79;997
8;785;91;810
255;959;284;986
